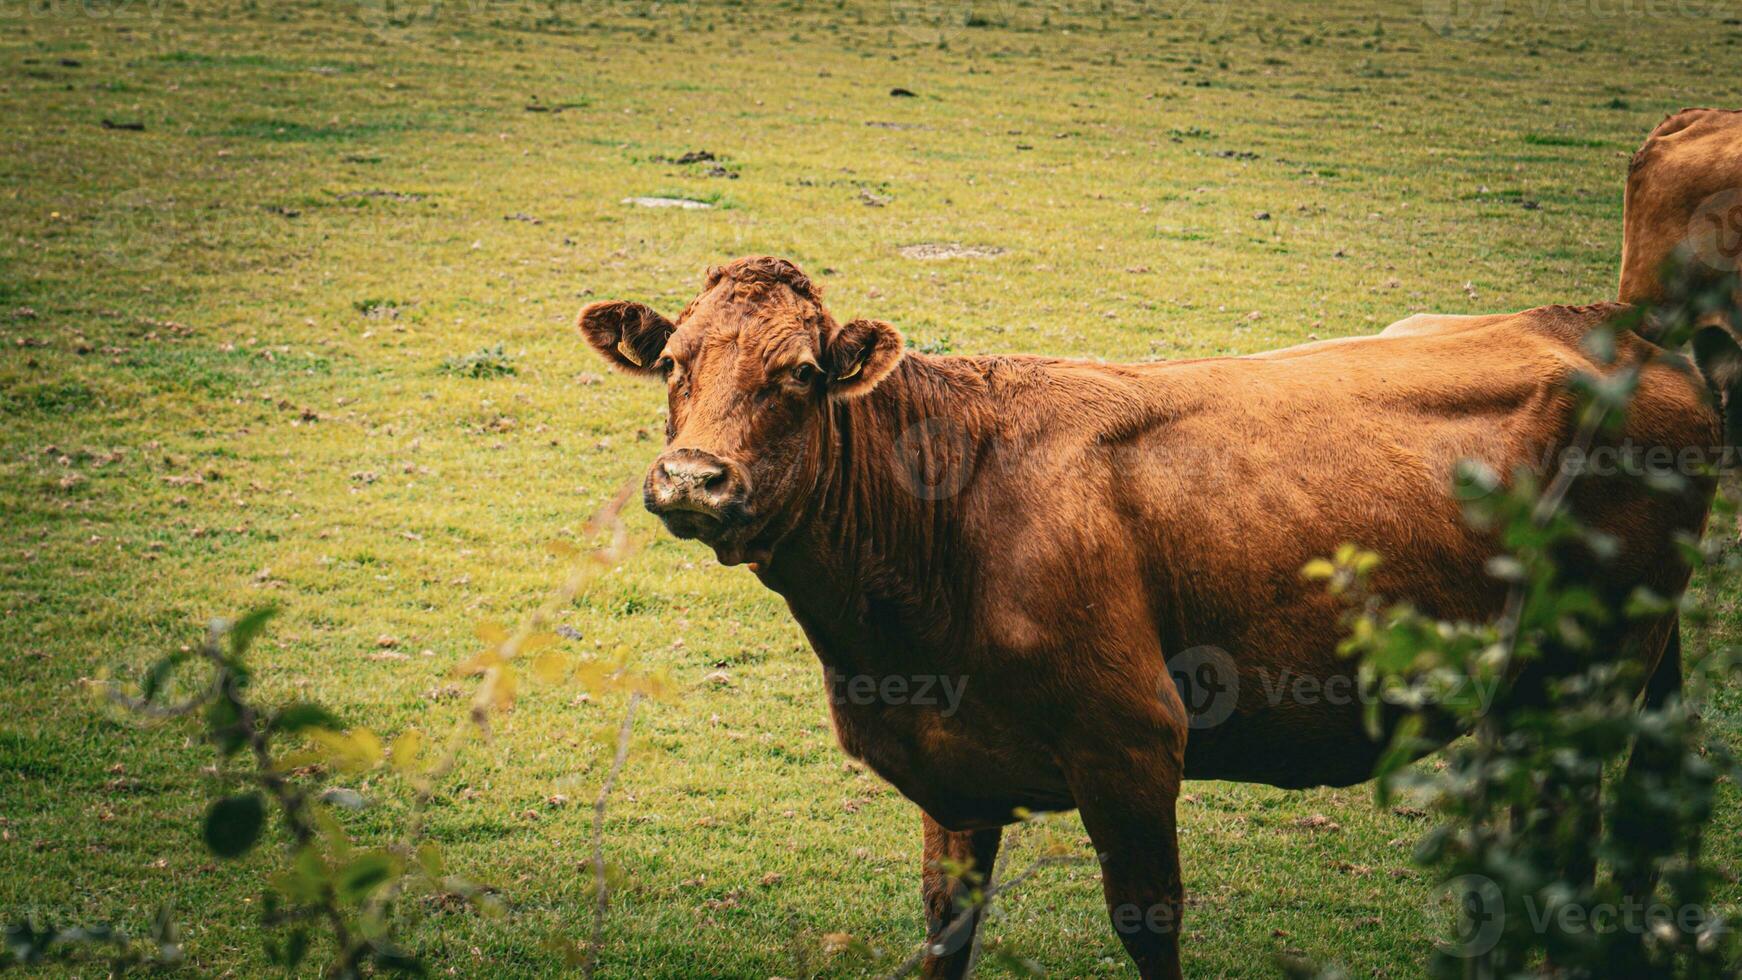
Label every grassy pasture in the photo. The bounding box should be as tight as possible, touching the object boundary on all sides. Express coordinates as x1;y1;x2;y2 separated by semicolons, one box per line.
4;0;1742;975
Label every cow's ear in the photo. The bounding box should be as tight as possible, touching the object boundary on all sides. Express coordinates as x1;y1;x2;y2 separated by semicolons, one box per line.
578;301;676;377
827;318;904;399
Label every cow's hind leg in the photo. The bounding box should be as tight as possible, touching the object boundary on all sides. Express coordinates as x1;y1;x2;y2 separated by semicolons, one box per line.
919;814;1001;980
1615;623;1685;904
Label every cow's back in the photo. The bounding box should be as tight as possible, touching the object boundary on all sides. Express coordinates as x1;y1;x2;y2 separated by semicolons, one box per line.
1620;107;1742;304
1166;303;1715;599
1108;304;1716;785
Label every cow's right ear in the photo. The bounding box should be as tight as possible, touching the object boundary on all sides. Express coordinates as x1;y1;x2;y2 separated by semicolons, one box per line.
578;301;676;377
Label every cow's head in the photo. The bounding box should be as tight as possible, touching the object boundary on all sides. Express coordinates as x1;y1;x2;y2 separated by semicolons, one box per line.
579;257;904;565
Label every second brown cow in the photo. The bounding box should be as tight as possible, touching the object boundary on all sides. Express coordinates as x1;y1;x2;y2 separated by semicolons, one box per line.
1621;106;1742;308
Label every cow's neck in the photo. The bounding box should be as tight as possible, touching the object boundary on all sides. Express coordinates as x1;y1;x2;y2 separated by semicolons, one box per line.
757;354;995;672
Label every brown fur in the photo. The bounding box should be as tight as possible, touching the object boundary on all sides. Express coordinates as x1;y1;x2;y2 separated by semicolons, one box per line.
1619;107;1742;306
579;259;1719;979
1619;108;1742;536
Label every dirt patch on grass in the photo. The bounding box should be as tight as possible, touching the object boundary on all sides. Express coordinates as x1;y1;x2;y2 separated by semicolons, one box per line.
623;196;712;209
898;243;1007;260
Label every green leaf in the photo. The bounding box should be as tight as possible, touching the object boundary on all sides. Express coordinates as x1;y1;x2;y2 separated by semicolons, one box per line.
206;698;248;758
337;851;400;905
415;842;445;878
270;702;342;734
227;606;278;658
141;651;193;702
1453;459;1500;500
1625;587;1674;620
203;793;266;858
311;728;384;774
371;942;426;976
277;846;328;903
1371;715;1424;788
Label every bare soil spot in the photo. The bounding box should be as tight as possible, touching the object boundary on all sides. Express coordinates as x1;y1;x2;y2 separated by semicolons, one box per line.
622;196;712;210
898;243;1007;260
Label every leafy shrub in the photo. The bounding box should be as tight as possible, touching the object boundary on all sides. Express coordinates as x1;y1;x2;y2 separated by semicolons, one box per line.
1297;261;1742;978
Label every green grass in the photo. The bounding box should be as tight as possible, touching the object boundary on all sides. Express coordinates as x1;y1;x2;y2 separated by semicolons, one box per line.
4;0;1742;976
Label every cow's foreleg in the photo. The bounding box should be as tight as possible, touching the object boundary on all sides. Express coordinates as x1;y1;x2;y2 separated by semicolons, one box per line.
1073;773;1185;980
1066;688;1189;980
919;814;1001;980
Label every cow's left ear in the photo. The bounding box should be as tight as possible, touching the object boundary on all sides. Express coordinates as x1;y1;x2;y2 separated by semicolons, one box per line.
826;318;904;399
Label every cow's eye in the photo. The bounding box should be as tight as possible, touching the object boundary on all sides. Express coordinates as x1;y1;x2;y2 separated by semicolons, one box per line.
653;356;675;376
789;363;817;386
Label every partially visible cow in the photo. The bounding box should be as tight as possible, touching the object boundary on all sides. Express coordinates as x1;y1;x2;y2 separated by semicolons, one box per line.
578;257;1726;979
1621;108;1742;521
1621;107;1742;310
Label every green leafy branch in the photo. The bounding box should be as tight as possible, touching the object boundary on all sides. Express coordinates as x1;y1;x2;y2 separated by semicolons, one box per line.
55;477;661;977
1302;263;1742;978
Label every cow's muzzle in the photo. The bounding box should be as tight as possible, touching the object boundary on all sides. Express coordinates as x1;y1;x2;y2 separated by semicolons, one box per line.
644;448;748;538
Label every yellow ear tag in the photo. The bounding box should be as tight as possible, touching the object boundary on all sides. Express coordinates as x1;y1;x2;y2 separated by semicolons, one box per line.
836;358;862;382
617;336;643;367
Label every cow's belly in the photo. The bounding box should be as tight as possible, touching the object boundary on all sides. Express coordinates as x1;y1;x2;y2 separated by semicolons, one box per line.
826;696;1074;831
1178;678;1401;788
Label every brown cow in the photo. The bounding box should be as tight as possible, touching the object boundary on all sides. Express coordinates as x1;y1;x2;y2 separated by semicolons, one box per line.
578;257;1721;979
1621;107;1742;522
1621;106;1742;309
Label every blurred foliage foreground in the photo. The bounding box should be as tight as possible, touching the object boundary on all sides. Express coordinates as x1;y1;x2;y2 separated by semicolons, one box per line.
9;479;669;977
1290;261;1742;979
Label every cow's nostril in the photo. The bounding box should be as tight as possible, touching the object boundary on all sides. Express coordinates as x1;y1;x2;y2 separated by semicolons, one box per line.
658;456;730;494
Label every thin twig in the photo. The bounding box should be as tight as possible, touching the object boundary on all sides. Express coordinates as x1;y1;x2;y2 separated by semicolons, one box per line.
964;833;1016;977
583;691;645;980
377;475;644;929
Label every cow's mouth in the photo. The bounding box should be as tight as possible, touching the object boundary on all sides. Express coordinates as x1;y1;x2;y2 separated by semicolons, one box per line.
647;498;769;564
663;513;778;568
656;506;726;541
